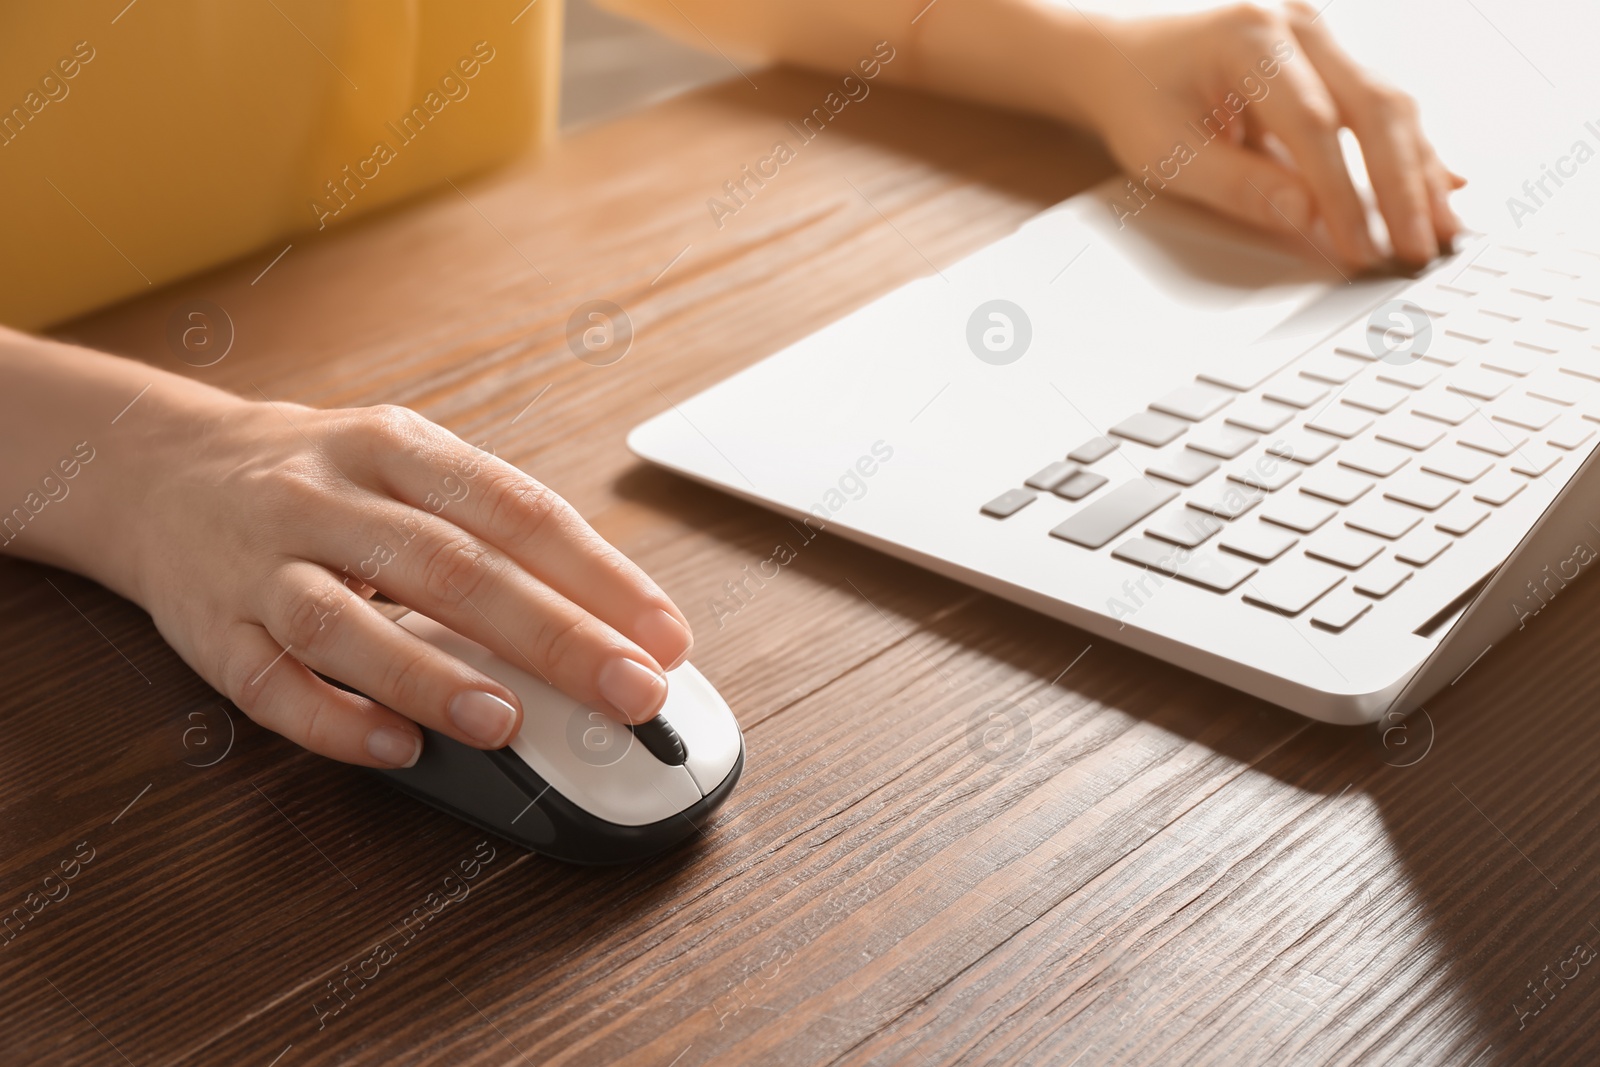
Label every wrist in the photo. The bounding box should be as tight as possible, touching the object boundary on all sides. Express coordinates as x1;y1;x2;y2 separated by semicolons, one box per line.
0;331;249;607
92;375;251;608
898;0;1112;134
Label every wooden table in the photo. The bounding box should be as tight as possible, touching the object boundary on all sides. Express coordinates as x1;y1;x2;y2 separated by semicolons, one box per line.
5;67;1600;1067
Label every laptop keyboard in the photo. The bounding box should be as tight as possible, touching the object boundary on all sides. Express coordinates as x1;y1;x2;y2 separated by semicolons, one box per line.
980;237;1600;632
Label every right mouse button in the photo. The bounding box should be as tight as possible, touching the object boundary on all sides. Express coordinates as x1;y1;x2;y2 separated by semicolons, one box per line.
660;663;743;796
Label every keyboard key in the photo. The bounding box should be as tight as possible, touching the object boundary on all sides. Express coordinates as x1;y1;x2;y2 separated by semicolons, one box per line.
1334;343;1381;363
1241;558;1347;615
1049;479;1178;549
1509;444;1562;477
1264;376;1331;409
1456;421;1528;456
1480;345;1542;376
1337;440;1412;478
1185;425;1259;459
1145;509;1222;548
1228;458;1301;492
1420;447;1493;483
1306;527;1386;569
1306;405;1374;439
1110;410;1189;448
1310;588;1372;632
1412;391;1478;425
1395;527;1453;566
1055;470;1110;500
1491;395;1562;431
1381;470;1461;511
1150;381;1234;422
1342;380;1411;414
1524;369;1596;409
1260;495;1337;533
1112;536;1258;592
1420;336;1478;366
1344;499;1423;539
1196;349;1290;391
1025;460;1078;491
1376;361;1441;390
1265;429;1338;464
1146;450;1220;486
1471;469;1526;506
1434;499;1490;535
1449;367;1515;401
1353;557;1413;598
1187;481;1264;520
1558;350;1600;382
1375;416;1446;451
1299;352;1369;384
1067;436;1119;464
1218;521;1299;562
1299;468;1374;505
1547;417;1596;450
981;488;1036;518
1225;399;1298;434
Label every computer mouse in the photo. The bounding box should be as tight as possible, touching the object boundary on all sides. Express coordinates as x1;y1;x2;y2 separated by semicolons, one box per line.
370;610;744;865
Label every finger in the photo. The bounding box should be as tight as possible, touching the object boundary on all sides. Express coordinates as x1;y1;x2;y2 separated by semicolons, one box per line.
258;562;525;749
1166;137;1320;247
1418;143;1466;246
310;499;671;725
1248;30;1379;268
214;618;423;768
343;406;692;670
1286;4;1439;265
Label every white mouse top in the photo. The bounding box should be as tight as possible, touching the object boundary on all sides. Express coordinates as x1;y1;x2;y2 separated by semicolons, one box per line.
397;611;743;826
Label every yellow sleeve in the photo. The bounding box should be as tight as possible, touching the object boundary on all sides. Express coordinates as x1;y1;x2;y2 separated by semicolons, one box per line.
589;0;916;70
0;0;560;332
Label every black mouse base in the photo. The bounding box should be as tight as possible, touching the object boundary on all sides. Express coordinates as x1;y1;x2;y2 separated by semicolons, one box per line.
374;729;744;866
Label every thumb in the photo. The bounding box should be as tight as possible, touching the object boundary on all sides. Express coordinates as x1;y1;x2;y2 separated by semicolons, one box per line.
1160;139;1318;243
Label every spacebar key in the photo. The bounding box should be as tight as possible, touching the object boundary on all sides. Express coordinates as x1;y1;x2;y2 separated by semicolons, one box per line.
1050;479;1179;549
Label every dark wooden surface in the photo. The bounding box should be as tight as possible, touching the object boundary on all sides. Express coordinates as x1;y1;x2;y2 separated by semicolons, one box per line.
5;67;1600;1067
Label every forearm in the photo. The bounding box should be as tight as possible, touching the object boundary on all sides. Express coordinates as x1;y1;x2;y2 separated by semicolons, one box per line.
0;327;242;598
593;0;1108;131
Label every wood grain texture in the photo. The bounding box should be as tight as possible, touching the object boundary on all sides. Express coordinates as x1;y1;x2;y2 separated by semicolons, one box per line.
5;67;1600;1067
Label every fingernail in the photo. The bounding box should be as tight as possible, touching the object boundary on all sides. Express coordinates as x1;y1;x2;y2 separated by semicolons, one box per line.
1269;186;1310;232
449;690;519;748
598;657;668;724
367;726;422;768
636;607;692;670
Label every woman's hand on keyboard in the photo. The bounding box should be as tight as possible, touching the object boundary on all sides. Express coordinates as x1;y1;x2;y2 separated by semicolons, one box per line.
1067;2;1464;269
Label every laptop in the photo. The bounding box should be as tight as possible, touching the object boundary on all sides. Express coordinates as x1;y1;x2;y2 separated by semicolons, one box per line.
628;182;1600;728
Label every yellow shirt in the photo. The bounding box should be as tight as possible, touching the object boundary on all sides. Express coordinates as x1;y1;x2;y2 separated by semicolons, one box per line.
0;0;562;331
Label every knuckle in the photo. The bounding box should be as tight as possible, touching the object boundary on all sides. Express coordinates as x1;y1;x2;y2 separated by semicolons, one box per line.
299;695;342;755
1300;98;1342;136
418;533;496;604
526;610;588;673
375;646;433;712
279;585;342;655
360;403;432;447
488;472;571;544
1367;86;1416;123
218;639;274;718
1224;2;1280;33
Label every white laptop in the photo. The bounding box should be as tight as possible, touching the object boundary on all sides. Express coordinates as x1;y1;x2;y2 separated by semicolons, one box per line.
628;180;1600;727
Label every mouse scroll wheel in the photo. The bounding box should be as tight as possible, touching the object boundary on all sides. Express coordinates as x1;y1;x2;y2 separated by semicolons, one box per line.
629;716;688;766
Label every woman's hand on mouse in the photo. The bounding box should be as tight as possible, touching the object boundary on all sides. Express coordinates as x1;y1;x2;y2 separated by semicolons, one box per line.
77;372;692;769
